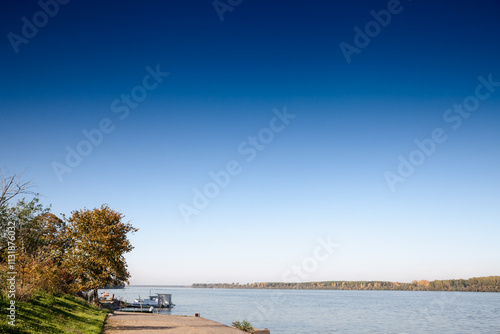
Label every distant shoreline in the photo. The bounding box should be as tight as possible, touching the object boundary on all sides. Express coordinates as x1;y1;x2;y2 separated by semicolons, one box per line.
129;285;191;288
192;276;500;293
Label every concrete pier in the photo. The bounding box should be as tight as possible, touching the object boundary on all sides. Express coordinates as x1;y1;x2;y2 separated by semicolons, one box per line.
104;311;270;334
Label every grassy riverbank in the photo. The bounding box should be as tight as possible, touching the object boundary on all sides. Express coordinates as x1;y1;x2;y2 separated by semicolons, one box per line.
0;292;109;334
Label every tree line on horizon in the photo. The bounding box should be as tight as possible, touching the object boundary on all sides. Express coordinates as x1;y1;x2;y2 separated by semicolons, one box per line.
193;276;500;293
0;171;137;301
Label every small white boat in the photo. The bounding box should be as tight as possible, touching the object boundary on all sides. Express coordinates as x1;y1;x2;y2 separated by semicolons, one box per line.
132;297;157;307
130;294;173;308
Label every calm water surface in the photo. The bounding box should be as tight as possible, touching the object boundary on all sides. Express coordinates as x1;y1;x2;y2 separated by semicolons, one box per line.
99;287;500;334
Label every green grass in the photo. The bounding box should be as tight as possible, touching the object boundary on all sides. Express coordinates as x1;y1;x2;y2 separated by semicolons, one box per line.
0;292;109;334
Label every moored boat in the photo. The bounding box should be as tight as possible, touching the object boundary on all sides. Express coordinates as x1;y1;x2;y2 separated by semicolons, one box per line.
130;293;174;308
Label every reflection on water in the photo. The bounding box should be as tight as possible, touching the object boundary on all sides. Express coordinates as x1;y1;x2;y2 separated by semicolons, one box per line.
99;286;500;334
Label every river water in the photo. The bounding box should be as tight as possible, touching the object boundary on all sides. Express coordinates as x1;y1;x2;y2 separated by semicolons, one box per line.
99;286;500;333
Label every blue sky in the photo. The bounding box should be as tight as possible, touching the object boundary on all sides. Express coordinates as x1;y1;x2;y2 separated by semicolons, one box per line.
1;0;500;284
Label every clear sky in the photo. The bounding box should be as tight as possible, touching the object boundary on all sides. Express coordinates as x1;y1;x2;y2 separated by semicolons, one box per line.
1;0;499;285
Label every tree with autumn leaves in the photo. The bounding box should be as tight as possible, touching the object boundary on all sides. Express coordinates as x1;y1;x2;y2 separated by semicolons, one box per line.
0;173;137;301
0;198;69;299
64;205;138;299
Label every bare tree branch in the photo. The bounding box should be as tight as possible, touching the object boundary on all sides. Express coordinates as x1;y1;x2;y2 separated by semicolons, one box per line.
0;169;37;207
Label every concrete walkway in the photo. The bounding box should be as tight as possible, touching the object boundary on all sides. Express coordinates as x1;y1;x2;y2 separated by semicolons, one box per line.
103;311;250;334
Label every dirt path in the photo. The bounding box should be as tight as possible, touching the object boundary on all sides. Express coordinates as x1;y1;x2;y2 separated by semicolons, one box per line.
103;311;248;334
